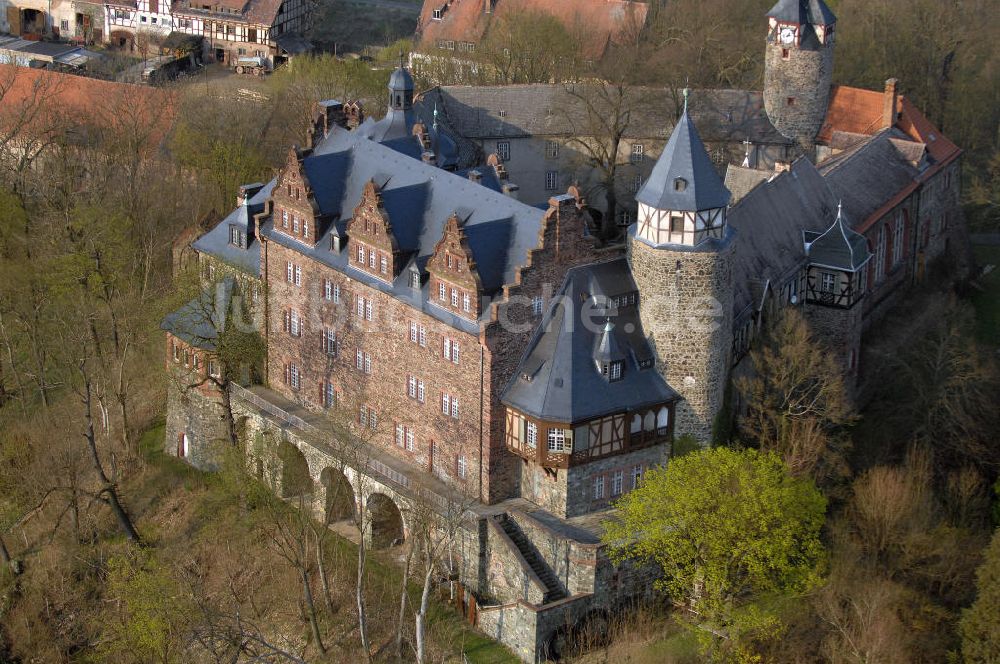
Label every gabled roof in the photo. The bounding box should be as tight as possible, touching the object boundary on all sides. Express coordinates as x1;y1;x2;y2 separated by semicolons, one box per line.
727;158;835;318
766;0;835;26
501;259;678;423
416;0;648;60
819;129;923;233
419;85;788;146
635;108;731;212
161;277;239;350
804;204;870;272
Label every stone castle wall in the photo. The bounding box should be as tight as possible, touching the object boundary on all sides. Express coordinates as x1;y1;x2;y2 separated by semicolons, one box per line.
628;235;735;441
763;42;834;149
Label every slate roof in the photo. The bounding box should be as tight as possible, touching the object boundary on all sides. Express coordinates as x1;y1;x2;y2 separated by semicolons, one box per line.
804;205;870;272
502;259;679;423
192;184;271;276
727;158;836;318
197;124;544;334
818;129;922;232
418;85;789;146
160;277;238;350
766;0;835;26
416;0;648;60
636;109;731;212
724;164;769;204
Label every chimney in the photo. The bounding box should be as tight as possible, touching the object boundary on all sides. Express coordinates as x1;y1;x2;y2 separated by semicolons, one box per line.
467;169;482;184
502;182;519;200
421;151;437;166
882;78;898;129
237;182;264;207
773;161;791;174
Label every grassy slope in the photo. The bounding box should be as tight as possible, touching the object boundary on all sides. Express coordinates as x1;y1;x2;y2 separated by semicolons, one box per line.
132;424;517;663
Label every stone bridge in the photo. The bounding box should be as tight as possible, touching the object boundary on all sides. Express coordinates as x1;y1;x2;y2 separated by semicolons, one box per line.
231;383;473;549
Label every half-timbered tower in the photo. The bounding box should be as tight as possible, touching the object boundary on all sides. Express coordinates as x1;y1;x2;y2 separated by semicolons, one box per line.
628;97;735;441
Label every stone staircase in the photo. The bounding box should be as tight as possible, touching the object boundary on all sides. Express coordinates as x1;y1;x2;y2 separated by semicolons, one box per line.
499;514;567;604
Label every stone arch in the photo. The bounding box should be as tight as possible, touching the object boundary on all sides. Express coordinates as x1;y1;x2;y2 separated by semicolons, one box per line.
367;493;404;549
320;467;355;524
277;439;312;498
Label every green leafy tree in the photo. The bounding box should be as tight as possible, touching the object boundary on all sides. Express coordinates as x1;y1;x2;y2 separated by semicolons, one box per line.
961;528;1000;663
604;447;826;659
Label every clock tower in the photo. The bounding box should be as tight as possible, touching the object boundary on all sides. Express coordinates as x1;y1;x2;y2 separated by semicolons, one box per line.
628;92;734;442
762;0;836;153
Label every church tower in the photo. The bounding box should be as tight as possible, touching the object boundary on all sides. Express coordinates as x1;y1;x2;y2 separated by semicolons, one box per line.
628;93;734;442
762;0;836;152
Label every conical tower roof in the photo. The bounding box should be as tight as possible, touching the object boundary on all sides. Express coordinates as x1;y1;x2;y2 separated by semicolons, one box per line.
636;101;731;213
766;0;836;26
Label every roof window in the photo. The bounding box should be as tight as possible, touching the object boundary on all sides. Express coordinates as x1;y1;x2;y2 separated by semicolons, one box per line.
673;177;687;192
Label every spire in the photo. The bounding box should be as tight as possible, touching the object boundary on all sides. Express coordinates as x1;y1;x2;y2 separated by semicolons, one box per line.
742;138;752;168
635;101;731;213
805;200;870;271
593;319;626;378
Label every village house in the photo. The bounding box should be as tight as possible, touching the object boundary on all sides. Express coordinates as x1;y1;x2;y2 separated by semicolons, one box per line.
162;0;967;659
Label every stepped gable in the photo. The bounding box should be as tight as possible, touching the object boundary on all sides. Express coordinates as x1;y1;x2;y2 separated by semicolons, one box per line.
502;258;678;423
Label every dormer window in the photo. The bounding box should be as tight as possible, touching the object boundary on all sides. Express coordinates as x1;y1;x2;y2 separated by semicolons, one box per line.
610;361;623;381
228;224;246;248
410;271;421;288
673;178;687;192
432;7;441;19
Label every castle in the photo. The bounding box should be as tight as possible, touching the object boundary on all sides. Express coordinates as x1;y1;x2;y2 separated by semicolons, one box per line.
162;0;966;659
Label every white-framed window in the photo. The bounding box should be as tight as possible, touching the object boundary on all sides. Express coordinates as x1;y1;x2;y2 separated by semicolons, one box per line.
450;288;458;307
544;171;559;191
631;143;644;163
323;382;336;407
628;174;643;193
419;326;427;347
443;338;460;363
545;140;560;159
409;322;419;343
610;361;623;381
364;353;372;375
395;423;405;446
286;261;294;283
432;7;441;19
355;348;364;370
462;292;471;313
229;225;245;247
289;310;301;337
438;282;446;301
611;470;624;496
303;220;309;237
593;476;605;499
547;428;569;453
355;296;373;321
496;141;510;161
359;405;368;427
357;244;365;264
442;393;450;415
451;397;459;418
368;251;376;270
289;363;300;390
531;295;543;316
821;272;837;293
526;422;537;448
405;429;414;451
631;465;643;489
323;280;340;303
410;272;421;288
292;216;299;234
380;255;388;274
322;328;336;355
457;454;467;479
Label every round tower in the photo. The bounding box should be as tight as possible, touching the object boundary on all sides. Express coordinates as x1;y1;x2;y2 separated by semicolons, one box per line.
762;0;836;152
628;94;734;442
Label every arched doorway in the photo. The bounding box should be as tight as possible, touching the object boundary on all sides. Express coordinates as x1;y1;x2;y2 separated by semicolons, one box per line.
320;467;354;524
367;493;404;549
278;440;312;498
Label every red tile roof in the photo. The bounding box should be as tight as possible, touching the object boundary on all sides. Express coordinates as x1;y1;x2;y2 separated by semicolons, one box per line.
417;0;648;60
0;65;175;151
818;83;960;168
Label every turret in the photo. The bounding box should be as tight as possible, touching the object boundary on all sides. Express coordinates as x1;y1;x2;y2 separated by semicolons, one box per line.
628;91;734;441
762;0;836;153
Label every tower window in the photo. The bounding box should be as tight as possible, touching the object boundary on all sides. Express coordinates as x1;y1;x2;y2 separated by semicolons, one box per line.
673;177;687;192
787;97;796;106
781;48;790;60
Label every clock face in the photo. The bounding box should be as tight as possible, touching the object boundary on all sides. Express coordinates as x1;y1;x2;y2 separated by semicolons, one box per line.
780;27;795;44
